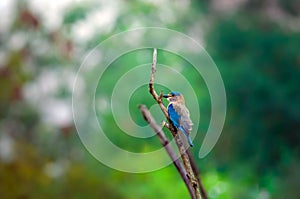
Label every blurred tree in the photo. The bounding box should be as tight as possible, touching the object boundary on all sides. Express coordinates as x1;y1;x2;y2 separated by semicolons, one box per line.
0;0;299;198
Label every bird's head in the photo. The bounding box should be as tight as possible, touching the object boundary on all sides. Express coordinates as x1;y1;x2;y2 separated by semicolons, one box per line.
163;91;185;103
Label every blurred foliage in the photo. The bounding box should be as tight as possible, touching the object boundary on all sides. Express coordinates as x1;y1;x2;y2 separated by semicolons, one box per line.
0;0;299;198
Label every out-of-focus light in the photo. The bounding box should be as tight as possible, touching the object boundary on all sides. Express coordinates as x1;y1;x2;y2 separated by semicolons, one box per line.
41;99;73;127
0;134;14;163
0;0;15;33
212;0;246;12
43;160;69;178
23;69;75;128
28;0;80;31
8;32;27;51
71;5;119;43
258;189;270;199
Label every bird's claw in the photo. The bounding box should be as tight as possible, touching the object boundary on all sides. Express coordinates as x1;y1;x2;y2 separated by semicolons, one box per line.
161;120;169;128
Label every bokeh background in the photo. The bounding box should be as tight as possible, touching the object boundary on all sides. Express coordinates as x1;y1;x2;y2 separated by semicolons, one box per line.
1;0;300;198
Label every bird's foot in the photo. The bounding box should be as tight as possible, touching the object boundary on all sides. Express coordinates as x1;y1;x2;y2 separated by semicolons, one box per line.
161;120;170;128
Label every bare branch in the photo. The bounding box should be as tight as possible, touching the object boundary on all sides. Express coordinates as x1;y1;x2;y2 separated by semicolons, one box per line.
149;48;168;118
147;48;204;199
187;150;208;199
149;48;157;86
139;105;196;199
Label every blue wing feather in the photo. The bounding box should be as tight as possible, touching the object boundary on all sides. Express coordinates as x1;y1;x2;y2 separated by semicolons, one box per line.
168;104;193;147
168;104;180;128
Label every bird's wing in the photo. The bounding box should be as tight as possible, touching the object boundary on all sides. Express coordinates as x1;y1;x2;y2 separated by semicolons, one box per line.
180;115;193;134
168;104;180;127
170;103;194;147
173;104;193;134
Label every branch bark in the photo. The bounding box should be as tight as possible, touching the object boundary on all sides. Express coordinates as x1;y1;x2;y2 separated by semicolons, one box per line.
187;149;208;199
139;105;196;199
144;48;207;199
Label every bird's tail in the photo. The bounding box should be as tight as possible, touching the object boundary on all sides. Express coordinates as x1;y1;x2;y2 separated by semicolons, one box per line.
178;126;194;147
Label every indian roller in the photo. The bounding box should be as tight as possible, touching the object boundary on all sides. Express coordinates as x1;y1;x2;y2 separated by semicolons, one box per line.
163;91;194;147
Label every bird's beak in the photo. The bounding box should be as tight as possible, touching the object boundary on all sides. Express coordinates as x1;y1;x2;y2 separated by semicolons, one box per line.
163;94;171;98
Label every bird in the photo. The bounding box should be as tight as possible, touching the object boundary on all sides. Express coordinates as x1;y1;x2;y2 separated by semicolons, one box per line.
163;91;194;147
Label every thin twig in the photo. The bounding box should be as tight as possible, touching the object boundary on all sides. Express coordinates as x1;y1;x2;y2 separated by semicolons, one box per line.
139;105;196;199
149;48;168;117
148;48;203;199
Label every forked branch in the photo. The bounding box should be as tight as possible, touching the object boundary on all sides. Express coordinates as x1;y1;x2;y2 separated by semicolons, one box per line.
139;105;195;198
141;48;208;199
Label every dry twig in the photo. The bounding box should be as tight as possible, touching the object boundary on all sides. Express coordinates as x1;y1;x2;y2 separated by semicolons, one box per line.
142;48;208;199
139;105;195;198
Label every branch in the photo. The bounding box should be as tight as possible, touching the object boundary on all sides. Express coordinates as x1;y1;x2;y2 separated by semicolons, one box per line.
148;48;203;199
149;48;168;118
187;149;208;199
139;105;196;199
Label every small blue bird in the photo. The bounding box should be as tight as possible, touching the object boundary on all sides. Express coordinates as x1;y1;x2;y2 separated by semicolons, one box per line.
163;91;194;147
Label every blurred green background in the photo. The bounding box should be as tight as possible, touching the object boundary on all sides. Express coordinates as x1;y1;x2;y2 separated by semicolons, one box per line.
1;0;300;198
